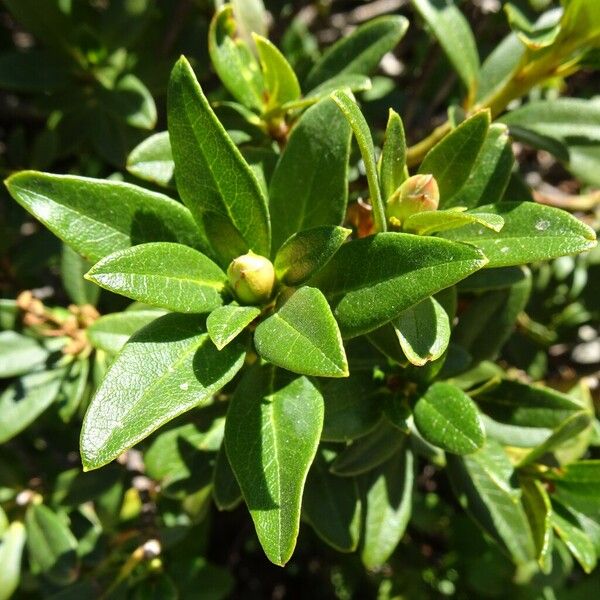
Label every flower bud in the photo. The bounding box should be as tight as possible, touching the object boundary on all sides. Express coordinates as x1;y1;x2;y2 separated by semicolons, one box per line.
386;174;440;227
227;251;275;305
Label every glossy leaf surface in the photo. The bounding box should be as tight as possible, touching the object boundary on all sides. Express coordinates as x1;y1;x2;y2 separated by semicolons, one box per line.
86;242;226;313
81;314;245;470
225;365;324;566
254;287;348;378
5;171;206;262
126;131;174;188
313;232;487;337
207;304;260;350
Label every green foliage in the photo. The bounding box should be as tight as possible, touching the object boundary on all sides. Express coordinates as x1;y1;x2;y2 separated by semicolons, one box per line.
1;1;600;597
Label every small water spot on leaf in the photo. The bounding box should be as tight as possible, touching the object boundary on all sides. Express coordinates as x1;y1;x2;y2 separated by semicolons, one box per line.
179;382;189;391
535;219;550;231
500;246;509;254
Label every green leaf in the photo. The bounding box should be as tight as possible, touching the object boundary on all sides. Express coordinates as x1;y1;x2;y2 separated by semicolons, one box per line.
0;331;56;379
274;226;351;286
254;287;348;378
168;56;270;264
454;268;531;362
208;5;264;111
303;449;362;552
518;411;592;467
85;243;226;313
379;109;407;201
57;358;90;423
393;296;450;366
320;373;383;442
457;266;529;292
0;367;67;444
254;34;301;111
331;90;386;233
207;304;260;351
61;245;100;306
331;421;407;476
4;171;207;263
360;443;414;569
303;74;372;102
87;310;165;354
0;522;26;600
413;382;485;454
313;232;487;338
500;98;600;142
504;3;561;49
403;208;504;236
101;74;157;130
411;0;480;96
442;125;514;209
418;111;490;204
551;505;597;574
521;478;553;571
126;131;175;188
304;15;408;90
476;379;585;432
559;0;600;45
225;365;324;566
25;504;79;585
80;313;245;470
447;441;536;564
442;202;597;268
546;460;600;520
213;443;242;511
0;50;68;92
269;98;351;253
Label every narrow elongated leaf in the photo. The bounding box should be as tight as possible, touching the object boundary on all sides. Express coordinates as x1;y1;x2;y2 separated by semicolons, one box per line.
394;296;450;366
445;124;514;209
414;382;485;454
457;266;528;292
57;358;90;423
403;208;504;236
126;131;174;188
411;0;480;95
305;16;408;90
551;506;597;574
303;449;362;552
80;314;245;470
320;373;383;442
419;112;490;204
360;443;414;568
447;441;536;564
521;478;553;571
0;522;26;600
207;304;260;350
442;202;597;268
274;226;351;286
500;98;600;142
254;34;301;110
0;331;54;378
61;245;100;306
331;90;386;233
86;243;226;313
0;367;67;444
303;74;372;102
225;365;324;566
519;411;592;467
168;57;270;263
26;504;79;585
313;232;487;338
255;287;348;377
208;5;264;111
269;98;351;253
213;443;242;511
331;421;406;476
380;109;407;201
546;461;600;520
87;310;165;354
454;268;531;362
4;171;206;262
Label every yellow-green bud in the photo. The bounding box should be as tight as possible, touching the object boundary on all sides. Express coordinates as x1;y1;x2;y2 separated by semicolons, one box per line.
386;174;440;227
227;251;275;305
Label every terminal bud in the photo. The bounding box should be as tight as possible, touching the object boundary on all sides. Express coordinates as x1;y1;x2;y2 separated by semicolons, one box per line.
227;251;275;305
386;174;440;227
